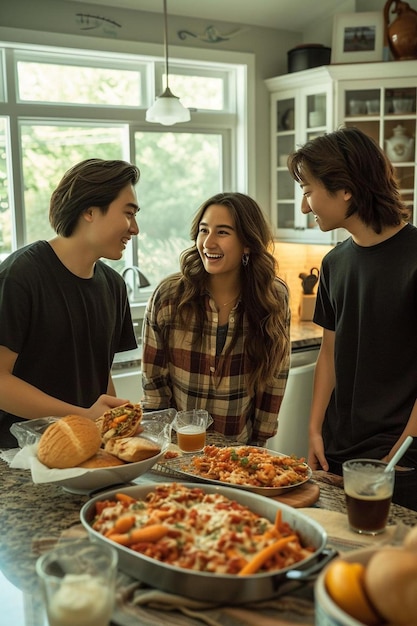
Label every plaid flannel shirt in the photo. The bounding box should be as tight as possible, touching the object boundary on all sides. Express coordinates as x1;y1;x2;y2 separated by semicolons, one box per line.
141;278;290;444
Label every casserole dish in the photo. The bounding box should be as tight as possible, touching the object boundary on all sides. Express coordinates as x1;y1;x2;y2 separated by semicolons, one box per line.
80;482;328;603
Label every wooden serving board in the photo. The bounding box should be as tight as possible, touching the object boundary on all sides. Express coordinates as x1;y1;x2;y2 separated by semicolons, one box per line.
273;480;320;508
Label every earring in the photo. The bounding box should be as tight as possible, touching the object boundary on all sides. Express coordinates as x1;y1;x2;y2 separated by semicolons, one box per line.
242;253;250;267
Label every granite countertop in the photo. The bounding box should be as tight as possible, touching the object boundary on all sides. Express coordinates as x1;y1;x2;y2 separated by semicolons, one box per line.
290;320;322;351
1;453;417;626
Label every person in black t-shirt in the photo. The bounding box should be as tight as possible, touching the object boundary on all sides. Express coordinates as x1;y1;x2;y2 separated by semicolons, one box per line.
0;159;140;447
288;127;417;510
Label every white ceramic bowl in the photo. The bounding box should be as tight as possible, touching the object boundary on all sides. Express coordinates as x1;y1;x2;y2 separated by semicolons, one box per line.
393;98;414;114
348;100;367;115
315;547;404;625
18;409;175;494
309;110;325;127
45;446;167;494
366;99;380;114
315;548;375;626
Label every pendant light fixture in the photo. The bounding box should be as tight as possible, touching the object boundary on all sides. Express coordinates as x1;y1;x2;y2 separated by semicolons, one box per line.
146;0;191;126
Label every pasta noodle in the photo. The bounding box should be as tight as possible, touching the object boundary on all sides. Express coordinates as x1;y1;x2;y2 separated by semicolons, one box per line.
91;483;314;575
188;445;310;488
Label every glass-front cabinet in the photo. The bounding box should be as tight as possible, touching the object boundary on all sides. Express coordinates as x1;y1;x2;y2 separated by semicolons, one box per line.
267;69;332;243
266;61;417;243
340;83;416;224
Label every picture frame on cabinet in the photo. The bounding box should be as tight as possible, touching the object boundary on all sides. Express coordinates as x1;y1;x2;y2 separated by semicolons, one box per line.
331;12;384;64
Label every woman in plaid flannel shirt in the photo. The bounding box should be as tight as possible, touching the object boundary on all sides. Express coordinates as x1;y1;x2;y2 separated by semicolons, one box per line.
142;192;290;446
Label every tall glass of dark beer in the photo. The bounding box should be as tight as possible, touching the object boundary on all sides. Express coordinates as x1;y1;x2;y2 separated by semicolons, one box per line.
343;459;394;535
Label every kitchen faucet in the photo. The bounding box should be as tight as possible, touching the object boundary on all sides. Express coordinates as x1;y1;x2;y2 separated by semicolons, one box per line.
122;266;150;301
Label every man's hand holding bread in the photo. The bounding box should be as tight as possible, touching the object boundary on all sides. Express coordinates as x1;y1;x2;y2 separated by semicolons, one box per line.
37;403;161;469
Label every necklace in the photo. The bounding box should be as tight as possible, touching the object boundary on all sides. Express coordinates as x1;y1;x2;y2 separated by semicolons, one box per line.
216;295;239;309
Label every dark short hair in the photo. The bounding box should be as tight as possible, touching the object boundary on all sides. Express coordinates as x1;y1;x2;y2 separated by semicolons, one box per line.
287;126;408;233
49;159;140;236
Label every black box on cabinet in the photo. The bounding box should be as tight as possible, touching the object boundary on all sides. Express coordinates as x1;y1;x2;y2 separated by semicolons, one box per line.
287;45;331;73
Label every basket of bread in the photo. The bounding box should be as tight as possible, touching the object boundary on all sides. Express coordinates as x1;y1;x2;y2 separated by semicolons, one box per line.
10;405;175;493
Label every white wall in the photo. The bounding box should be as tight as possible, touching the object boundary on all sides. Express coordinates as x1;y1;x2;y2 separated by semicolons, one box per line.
304;0;356;46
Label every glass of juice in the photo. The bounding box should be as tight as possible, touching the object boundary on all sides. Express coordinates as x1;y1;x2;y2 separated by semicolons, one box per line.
36;539;118;626
173;409;213;453
342;459;395;535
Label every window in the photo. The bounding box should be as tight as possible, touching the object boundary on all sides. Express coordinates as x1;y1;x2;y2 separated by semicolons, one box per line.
20;123;127;245
159;68;231;111
17;57;143;107
134;130;223;286
0;40;249;298
0;117;11;260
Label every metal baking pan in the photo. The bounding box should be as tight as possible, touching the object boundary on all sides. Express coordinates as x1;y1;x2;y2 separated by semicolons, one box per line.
80;482;329;604
159;447;312;496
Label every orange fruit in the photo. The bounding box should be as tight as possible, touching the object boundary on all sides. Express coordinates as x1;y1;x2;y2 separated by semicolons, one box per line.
324;559;380;625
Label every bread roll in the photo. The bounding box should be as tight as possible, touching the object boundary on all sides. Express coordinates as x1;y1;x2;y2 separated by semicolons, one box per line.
104;436;160;463
78;449;126;468
37;415;101;469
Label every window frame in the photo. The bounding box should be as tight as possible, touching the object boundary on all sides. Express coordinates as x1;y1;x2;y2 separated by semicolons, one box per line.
0;26;255;275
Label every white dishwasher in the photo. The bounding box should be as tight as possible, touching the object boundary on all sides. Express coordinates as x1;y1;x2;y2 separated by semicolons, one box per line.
266;347;319;459
111;346;143;403
112;368;143;403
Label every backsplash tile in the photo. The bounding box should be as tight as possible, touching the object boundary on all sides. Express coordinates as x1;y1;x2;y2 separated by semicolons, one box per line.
273;242;332;321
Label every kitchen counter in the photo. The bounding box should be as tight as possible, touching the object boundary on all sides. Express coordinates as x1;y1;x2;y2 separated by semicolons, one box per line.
112;320;322;372
1;452;416;626
290;319;322;351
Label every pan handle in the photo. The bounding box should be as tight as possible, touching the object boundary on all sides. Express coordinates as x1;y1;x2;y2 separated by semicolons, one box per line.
285;548;338;582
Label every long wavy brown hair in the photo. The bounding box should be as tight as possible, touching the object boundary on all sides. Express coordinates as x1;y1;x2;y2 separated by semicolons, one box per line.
164;192;290;395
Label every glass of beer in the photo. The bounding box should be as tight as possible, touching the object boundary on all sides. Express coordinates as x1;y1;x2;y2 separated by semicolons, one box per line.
343;459;395;535
172;409;213;453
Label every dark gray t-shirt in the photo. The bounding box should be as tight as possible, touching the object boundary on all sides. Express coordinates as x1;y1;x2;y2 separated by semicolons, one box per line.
314;223;417;467
0;241;136;446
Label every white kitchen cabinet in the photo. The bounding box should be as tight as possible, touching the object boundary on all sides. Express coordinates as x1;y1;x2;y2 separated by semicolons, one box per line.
266;68;333;243
265;60;417;243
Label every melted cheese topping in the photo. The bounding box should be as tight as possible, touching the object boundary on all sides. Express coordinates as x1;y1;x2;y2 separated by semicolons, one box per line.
92;484;314;574
188;445;310;488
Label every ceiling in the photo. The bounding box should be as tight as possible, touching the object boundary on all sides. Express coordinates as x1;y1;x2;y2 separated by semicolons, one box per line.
66;0;350;32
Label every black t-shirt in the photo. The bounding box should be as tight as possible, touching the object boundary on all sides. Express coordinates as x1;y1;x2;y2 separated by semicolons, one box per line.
314;223;417;467
0;241;136;446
